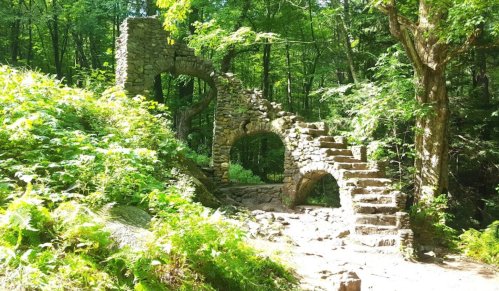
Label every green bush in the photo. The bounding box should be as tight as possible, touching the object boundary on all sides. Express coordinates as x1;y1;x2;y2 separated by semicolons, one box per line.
0;66;295;290
228;163;264;184
460;221;499;265
409;194;458;248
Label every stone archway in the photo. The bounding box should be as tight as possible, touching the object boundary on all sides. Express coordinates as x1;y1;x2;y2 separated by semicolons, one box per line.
296;170;340;207
115;17;414;249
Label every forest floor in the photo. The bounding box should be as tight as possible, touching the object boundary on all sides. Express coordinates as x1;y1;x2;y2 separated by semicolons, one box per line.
240;204;499;291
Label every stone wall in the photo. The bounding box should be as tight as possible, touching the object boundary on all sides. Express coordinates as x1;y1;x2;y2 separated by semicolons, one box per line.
221;184;282;206
115;17;217;97
115;17;413;249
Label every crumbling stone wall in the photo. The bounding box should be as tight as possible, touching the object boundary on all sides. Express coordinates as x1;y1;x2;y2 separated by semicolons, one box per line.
221;184;283;205
115;17;413;249
115;17;217;97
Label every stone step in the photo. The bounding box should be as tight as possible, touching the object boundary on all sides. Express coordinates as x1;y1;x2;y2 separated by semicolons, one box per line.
351;187;390;195
299;128;327;136
353;194;394;204
316;136;335;142
352;234;399;247
354;225;399;236
353;203;399;214
325;156;360;163
354;214;397;226
324;148;352;156
346;178;392;188
296;121;318;129
341;170;386;179
334;162;370;171
318;141;346;149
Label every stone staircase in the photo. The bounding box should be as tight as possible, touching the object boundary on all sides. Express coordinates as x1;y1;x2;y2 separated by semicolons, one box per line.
278;120;413;248
208;80;414;249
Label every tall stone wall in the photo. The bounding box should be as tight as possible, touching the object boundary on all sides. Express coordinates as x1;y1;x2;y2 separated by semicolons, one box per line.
115;17;413;249
115;17;217;97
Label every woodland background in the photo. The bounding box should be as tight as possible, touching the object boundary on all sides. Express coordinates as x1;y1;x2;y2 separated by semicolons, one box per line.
1;0;499;233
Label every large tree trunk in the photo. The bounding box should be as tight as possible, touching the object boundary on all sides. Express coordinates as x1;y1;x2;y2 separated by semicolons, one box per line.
378;0;457;203
414;66;449;201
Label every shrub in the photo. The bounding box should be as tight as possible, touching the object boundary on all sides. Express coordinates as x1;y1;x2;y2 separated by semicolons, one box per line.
0;66;295;290
460;221;499;265
228;163;264;184
409;194;458;248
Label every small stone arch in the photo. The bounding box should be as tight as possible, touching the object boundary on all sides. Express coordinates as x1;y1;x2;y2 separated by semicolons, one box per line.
293;166;339;205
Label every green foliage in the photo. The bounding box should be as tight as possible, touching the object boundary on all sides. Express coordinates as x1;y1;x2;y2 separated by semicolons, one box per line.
307;175;341;208
0;66;295;290
230;134;284;183
185;148;212;167
228;163;264;185
320;45;420;189
459;221;499;266
409;194;458;248
73;64;115;94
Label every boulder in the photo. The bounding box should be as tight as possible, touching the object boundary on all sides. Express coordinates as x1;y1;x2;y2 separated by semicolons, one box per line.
331;271;361;291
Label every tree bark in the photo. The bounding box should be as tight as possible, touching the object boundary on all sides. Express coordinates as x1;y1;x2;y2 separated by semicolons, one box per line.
414;66;449;201
262;42;271;99
378;0;457;202
285;40;293;112
176;89;216;141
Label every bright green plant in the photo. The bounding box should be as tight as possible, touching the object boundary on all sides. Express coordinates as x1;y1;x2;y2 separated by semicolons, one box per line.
228;163;264;184
0;66;295;290
409;194;458;248
460;221;499;265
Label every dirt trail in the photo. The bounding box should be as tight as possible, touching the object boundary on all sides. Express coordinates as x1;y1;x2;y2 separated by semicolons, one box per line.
243;205;499;291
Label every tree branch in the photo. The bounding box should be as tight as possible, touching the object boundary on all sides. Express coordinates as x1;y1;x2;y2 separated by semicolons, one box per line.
441;31;479;67
182;88;216;118
376;1;416;34
376;0;424;74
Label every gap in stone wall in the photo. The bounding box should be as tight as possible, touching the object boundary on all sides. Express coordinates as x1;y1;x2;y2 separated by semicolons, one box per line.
229;133;284;184
306;174;341;208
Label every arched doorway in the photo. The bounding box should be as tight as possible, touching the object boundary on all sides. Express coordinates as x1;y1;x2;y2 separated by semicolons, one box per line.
229;133;284;184
295;170;342;207
307;174;341;207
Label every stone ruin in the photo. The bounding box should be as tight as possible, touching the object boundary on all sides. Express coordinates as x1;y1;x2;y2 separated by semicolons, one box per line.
115;17;413;249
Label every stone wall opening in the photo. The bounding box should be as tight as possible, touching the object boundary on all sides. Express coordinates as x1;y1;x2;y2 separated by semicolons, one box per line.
307;174;341;208
294;170;342;207
229;132;285;184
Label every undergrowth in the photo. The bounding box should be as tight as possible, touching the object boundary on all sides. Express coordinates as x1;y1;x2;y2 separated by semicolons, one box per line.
0;66;295;290
228;163;264;184
409;194;458;248
459;221;499;266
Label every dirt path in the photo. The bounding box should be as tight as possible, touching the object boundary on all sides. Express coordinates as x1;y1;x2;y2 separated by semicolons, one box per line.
243;205;499;291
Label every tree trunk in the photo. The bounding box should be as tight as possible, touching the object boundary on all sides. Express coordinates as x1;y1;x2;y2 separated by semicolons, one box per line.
336;15;358;84
10;0;24;64
413;66;449;201
154;75;164;103
262;42;271;99
48;0;63;79
378;0;455;203
176;89;216;142
285;41;293;112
